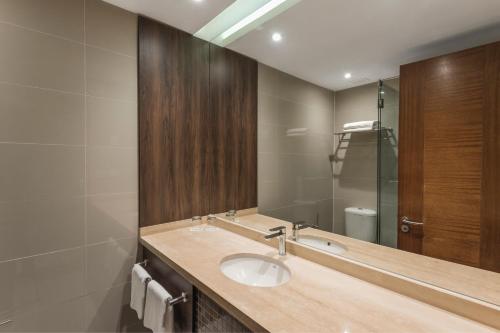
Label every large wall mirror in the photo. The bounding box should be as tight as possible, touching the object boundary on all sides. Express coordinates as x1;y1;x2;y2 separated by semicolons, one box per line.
248;41;500;307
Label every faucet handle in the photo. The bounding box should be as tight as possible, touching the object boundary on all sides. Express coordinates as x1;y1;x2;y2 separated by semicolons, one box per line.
291;221;307;229
269;225;286;232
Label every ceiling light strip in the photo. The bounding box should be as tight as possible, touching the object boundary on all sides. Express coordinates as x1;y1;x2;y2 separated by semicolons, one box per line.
221;0;287;40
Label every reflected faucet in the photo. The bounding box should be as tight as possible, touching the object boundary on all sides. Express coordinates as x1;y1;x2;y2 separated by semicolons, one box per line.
291;221;317;241
264;226;286;256
225;209;237;221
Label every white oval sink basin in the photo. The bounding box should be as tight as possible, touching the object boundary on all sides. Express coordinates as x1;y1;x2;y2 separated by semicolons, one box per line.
296;235;347;255
220;253;291;287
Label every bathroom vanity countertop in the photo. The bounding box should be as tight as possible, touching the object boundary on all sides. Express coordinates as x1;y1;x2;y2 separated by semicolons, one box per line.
140;221;498;333
230;213;500;306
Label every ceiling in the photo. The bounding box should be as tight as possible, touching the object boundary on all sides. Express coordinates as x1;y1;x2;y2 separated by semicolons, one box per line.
103;0;500;91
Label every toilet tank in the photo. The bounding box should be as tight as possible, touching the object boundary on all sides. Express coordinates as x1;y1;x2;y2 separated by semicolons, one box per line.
345;207;377;243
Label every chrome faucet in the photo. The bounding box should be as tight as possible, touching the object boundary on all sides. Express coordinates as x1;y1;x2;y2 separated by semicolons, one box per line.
225;209;237;221
264;226;286;256
291;221;316;241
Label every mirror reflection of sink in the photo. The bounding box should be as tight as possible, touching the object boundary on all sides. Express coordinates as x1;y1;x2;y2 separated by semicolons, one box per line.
295;235;347;254
220;253;291;287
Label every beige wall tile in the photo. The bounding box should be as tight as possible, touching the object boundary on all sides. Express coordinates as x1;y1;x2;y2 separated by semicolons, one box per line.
0;144;84;201
86;193;138;244
0;297;85;332
0;0;84;42
0;1;139;332
0;248;85;317
84;283;138;332
0;83;84;144
85;238;137;293
258;153;279;183
0;197;84;261
258;63;335;229
334;82;378;132
0;23;84;93
86;96;137;147
86;146;137;195
85;0;137;57
85;46;137;101
334;176;377;205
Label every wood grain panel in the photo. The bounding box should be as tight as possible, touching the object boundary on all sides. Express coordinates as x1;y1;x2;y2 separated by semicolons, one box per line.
399;41;500;272
138;17;211;226
422;48;484;267
398;62;424;253
209;44;257;213
138;17;257;227
481;43;500;272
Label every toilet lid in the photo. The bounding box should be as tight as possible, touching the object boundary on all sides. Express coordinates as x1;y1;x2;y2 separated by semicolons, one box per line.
345;207;377;217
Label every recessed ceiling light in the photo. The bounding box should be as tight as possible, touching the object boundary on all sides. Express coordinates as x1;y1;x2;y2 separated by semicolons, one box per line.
272;32;282;42
193;0;203;2
344;73;352;79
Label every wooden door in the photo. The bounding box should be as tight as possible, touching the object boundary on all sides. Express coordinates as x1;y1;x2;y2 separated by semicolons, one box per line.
398;42;500;272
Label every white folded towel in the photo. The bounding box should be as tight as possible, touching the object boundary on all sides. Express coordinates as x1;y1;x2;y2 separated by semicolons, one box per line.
343;120;379;131
130;264;151;320
144;280;174;333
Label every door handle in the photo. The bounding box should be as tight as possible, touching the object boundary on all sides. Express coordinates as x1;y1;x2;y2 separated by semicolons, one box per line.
400;216;423;233
401;216;423;226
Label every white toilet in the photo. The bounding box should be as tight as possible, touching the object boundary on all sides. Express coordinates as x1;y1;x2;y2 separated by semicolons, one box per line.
345;207;377;243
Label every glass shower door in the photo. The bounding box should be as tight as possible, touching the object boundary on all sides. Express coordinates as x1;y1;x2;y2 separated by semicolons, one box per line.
377;80;399;247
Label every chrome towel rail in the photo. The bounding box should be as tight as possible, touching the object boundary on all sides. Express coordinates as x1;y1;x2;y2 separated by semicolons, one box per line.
139;264;189;308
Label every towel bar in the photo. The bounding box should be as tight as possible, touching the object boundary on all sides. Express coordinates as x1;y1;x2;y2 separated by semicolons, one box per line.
138;259;148;267
144;276;188;307
167;292;188;306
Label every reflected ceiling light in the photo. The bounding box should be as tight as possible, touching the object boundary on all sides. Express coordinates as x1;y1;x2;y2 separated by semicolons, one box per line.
193;0;203;2
344;73;352;79
272;32;282;42
221;0;287;40
194;0;300;47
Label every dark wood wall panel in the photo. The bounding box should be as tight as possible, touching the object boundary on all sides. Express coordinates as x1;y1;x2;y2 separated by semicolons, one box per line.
480;43;500;272
139;17;210;226
209;44;258;214
399;41;500;272
139;17;257;227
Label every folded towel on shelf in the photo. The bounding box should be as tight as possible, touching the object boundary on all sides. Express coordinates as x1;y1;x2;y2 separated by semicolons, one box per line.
130;264;151;320
343;120;379;131
144;280;174;333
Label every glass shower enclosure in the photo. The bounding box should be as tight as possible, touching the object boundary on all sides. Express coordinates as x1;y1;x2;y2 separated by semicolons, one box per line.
377;80;399;247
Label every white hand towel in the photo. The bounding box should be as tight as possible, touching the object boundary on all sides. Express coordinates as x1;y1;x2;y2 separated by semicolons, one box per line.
144;280;174;333
343;120;379;131
130;264;151;319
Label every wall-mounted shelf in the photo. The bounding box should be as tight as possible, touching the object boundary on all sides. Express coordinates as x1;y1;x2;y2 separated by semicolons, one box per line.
330;128;394;165
334;127;392;136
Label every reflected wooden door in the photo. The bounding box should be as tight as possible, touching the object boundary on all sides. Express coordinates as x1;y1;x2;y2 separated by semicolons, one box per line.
398;42;500;272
